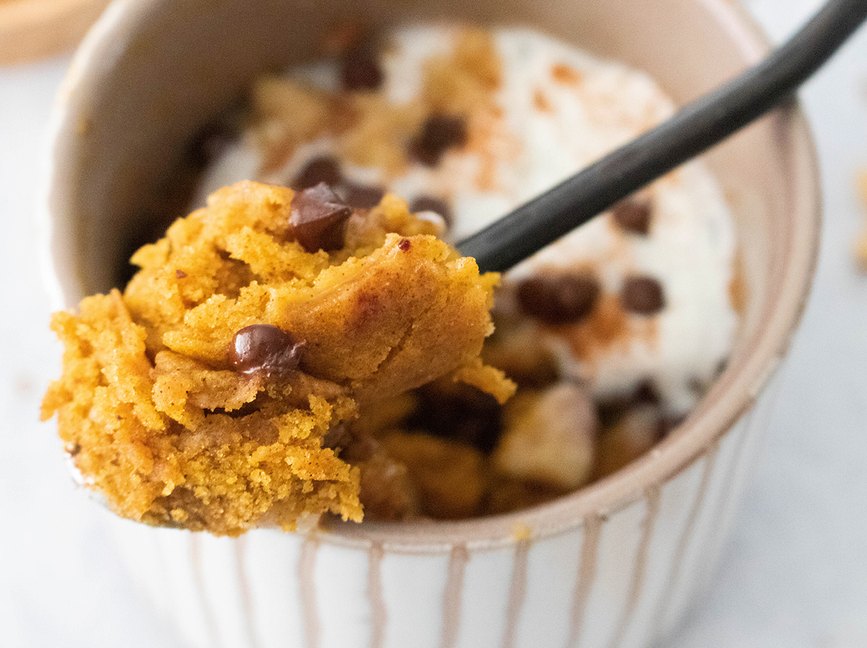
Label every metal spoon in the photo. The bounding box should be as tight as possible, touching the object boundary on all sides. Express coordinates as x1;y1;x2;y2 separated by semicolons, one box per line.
459;0;867;272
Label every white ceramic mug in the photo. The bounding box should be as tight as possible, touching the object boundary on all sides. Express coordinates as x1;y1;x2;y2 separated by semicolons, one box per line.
43;0;820;646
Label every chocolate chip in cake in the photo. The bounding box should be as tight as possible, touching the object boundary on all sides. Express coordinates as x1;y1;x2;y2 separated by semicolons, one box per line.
611;199;652;235
516;274;601;324
290;182;353;252
621;276;666;314
175;269;187;279
229;324;305;376
343;182;385;209
340;45;384;91
292;156;343;190
409;195;452;227
398;238;411;252
410;114;469;167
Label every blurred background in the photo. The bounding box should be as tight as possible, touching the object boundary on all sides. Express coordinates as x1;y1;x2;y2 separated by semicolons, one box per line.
0;0;865;646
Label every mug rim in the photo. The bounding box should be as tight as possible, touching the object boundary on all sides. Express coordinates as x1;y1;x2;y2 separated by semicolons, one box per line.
42;0;821;550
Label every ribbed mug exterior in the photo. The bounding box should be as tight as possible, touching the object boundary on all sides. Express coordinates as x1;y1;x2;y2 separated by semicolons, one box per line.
112;369;782;648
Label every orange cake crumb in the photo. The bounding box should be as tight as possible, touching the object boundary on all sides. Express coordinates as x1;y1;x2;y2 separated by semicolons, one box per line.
42;181;513;535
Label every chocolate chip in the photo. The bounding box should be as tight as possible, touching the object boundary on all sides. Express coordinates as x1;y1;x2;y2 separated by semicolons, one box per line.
409;195;452;227
410;114;468;166
229;324;305;376
611;199;652;235
340;46;383;91
596;398;630;428
516;274;601;324
621;276;666;314
290;183;353;252
343;182;385;209
292;156;342;190
405;384;503;453
633;379;661;405
398;238;411;252
175;269;187;279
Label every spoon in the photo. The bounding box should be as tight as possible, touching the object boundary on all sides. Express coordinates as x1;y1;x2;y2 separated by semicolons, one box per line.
459;0;867;273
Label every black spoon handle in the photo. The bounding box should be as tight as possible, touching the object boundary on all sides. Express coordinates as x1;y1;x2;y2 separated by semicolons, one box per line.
459;0;867;273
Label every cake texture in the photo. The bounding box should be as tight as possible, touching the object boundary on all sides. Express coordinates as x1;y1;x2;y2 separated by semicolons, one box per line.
42;181;512;535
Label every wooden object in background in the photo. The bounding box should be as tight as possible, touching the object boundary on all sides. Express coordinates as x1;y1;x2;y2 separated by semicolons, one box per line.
0;0;110;65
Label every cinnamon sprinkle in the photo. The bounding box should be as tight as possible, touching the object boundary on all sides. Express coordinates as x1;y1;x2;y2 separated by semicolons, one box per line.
728;254;748;314
557;294;629;361
533;88;552;112
551;62;583;85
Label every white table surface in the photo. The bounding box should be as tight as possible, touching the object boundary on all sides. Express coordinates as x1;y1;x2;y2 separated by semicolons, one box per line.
1;1;866;646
